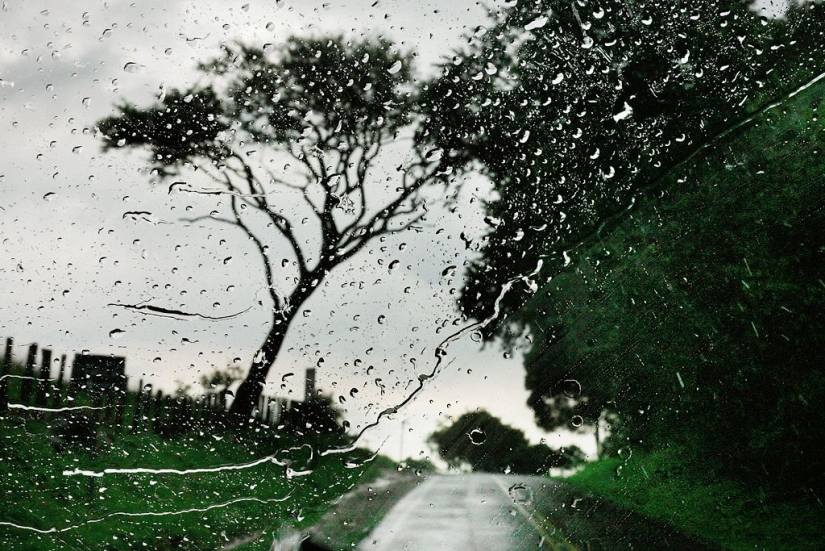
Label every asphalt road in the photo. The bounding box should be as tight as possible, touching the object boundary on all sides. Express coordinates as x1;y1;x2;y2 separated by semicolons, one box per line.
354;473;718;551
355;474;571;551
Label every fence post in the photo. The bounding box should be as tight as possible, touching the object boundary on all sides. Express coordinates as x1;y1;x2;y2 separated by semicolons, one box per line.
152;390;163;434
131;380;145;433
21;343;38;403
51;355;67;408
200;394;210;429
114;388;127;433
0;337;11;412
184;397;194;432
56;355;67;390
35;348;52;406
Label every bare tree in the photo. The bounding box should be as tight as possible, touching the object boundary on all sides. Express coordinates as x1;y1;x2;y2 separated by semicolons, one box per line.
97;36;450;416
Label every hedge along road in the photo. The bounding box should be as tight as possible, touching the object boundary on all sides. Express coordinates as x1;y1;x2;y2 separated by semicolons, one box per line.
354;473;719;551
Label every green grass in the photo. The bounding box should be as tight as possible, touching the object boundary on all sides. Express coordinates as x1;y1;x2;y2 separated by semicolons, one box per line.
560;449;825;551
0;379;382;550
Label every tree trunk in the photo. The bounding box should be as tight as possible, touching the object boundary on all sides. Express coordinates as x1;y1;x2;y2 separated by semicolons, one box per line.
229;278;320;417
230;326;288;418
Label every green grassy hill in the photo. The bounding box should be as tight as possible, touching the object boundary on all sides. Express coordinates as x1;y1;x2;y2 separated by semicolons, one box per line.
0;360;384;550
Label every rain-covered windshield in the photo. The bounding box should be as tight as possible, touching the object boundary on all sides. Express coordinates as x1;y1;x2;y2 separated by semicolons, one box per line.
1;1;823;550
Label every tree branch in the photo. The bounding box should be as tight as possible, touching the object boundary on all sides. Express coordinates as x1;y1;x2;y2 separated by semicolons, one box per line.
226;153;312;279
178;207;282;311
229;195;283;311
333;158;446;263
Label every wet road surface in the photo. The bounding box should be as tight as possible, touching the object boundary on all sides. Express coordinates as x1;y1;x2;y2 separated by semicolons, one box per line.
354;473;719;551
355;473;568;551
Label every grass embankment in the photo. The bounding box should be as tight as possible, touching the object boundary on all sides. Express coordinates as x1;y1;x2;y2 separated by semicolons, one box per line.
560;449;824;551
0;390;384;550
0;415;385;550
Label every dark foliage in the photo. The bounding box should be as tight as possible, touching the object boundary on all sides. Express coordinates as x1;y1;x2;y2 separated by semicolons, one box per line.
516;83;825;491
429;410;583;474
417;0;825;331
281;394;346;438
49;413;99;456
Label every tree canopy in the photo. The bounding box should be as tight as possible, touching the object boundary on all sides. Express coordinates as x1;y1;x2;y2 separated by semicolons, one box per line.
416;0;825;331
415;0;825;491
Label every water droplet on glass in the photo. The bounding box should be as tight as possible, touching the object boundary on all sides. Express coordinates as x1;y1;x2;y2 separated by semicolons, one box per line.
469;428;486;445
109;328;125;339
562;379;582;398
571;415;584;428
43;192;56;201
441;265;457;277
123;62;142;74
387;60;402;74
508;483;534;505
424;148;444;162
618;447;633;462
525;15;548;31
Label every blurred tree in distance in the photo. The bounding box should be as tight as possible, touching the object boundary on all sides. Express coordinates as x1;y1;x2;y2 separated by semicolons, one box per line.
429;410;583;474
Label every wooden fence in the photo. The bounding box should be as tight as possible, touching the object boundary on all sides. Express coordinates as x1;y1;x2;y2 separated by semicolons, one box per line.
0;337;291;437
